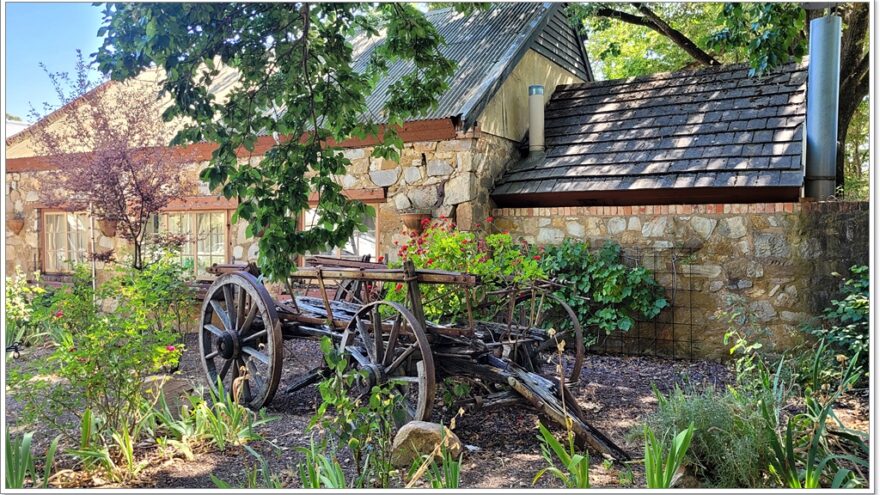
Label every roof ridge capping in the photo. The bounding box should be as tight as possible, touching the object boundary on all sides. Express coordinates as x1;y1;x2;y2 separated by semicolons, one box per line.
556;59;808;92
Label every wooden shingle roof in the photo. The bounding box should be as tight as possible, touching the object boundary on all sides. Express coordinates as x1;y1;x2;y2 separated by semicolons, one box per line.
492;62;807;206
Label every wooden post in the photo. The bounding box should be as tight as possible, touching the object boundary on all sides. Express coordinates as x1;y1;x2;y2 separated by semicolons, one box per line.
404;260;427;327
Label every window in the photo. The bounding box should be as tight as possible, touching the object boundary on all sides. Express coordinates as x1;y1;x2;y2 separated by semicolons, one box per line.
43;212;90;273
147;211;228;277
303;208;377;259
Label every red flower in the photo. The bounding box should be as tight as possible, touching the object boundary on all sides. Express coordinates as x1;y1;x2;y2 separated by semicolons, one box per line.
420;217;432;227
166;345;176;352
533;255;541;260
426;258;434;265
377;255;385;263
461;239;469;245
395;283;403;291
54;310;64;319
486;216;494;223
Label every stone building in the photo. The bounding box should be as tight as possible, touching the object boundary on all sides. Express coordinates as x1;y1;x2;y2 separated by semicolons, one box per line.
4;6;868;359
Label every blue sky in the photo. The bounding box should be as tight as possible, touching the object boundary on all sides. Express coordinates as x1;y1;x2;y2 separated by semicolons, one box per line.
5;2;105;121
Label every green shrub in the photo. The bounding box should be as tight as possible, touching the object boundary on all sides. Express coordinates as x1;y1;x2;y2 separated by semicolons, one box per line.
4;268;54;350
644;385;777;488
298;438;347;489
311;337;404;488
803;265;868;377
7;265;180;439
389;217;544;322
538;240;668;334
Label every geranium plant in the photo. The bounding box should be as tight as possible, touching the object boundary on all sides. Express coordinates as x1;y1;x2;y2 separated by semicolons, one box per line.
388;217;544;322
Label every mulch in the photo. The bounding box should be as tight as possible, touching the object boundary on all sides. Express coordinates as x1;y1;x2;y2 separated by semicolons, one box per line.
4;334;867;489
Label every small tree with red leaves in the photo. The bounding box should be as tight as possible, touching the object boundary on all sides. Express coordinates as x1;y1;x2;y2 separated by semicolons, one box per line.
28;50;194;270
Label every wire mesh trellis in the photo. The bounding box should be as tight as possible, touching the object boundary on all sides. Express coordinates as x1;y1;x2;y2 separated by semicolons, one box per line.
585;245;702;360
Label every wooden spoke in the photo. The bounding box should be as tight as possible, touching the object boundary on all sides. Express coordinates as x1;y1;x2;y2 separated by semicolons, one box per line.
205;350;219;360
236;287;247;331
383;314;403;367
371;306;384;366
240;300;258;333
356;318;376;363
204;324;225;338
241;329;268;344
386;343;418;374
219;358;233;380
223;285;237;330
210;300;232;331
242;345;271;365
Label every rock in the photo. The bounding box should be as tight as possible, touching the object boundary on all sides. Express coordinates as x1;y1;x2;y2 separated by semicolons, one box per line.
687;264;722;277
369;168;400;187
390;421;462;468
427;160;453;177
566;221;584;237
627;216;641;231
24;191;39;202
607;217;626;235
341;174;358;188
410;186;440;208
537;227;565;244
641;216;668;237
721;217;747;239
247;243;259;260
343;148;365;160
233;245;244;259
443;173;477;205
403;167;423;184
456;152;474;173
755;233;790;258
437;139;472;152
394;193;412;211
689;216;717;239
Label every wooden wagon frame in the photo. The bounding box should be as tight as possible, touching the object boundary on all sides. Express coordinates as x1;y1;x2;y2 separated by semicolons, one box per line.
197;257;629;460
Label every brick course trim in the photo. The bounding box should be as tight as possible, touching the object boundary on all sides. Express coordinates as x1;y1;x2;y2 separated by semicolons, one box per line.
492;201;869;217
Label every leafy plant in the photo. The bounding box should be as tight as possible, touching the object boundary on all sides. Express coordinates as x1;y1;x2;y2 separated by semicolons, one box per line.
763;352;869;488
440;378;471;409
618;467;634;487
803;265;869;379
643;422;695;488
311;337;402;487
539;240;667;334
6;432;60;489
4;268;52;350
644;384;777;488
533;422;591;488
389;217;544;322
298;438;347;489
7;265;181;439
424;438;462;489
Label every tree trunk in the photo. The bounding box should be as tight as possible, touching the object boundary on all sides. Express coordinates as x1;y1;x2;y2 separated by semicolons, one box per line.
834;3;869;193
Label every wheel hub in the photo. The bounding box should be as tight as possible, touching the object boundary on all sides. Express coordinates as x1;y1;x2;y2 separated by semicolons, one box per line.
217;331;239;360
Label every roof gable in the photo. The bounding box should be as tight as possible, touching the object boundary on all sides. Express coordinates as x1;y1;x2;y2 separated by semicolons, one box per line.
493;62;807;206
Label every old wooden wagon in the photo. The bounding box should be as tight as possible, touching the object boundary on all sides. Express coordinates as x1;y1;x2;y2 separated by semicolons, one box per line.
197;257;629;460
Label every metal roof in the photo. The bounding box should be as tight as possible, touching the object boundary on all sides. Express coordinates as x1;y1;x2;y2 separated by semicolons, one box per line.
493;62;807;205
349;3;591;128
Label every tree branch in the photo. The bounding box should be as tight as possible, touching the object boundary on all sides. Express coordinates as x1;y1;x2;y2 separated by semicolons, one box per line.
631;3;721;66
593;7;652;28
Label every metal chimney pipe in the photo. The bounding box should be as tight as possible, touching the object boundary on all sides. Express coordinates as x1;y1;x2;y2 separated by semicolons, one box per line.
804;14;842;199
529;85;545;155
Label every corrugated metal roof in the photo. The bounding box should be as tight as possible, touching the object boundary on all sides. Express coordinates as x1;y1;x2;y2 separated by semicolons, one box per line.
349;3;588;127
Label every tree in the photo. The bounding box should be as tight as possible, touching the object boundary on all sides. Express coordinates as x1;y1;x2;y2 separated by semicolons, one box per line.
569;2;869;194
95;3;469;282
28;50;194;270
6;112;25;122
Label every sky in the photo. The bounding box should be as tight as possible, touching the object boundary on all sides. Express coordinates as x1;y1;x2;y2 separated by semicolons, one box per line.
5;2;105;121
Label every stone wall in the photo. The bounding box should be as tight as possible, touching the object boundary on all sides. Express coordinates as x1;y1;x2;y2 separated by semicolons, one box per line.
492;201;869;360
5;133;522;276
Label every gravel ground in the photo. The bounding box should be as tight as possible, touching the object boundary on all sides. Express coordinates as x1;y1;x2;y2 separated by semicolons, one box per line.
5;333;868;489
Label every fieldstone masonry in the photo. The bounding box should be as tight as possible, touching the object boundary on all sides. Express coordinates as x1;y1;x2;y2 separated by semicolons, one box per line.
492;201;869;360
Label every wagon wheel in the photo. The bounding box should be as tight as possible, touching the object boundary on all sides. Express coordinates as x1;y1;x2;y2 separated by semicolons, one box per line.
199;272;283;409
339;301;435;424
497;290;584;384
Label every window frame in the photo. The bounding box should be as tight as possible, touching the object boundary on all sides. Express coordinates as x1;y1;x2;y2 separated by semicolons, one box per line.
147;210;231;279
39;209;92;275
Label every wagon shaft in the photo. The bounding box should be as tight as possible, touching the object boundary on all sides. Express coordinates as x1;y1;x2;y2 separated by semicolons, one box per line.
438;355;631;461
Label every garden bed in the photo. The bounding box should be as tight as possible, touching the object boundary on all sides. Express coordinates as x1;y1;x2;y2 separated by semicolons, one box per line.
2;333;785;489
